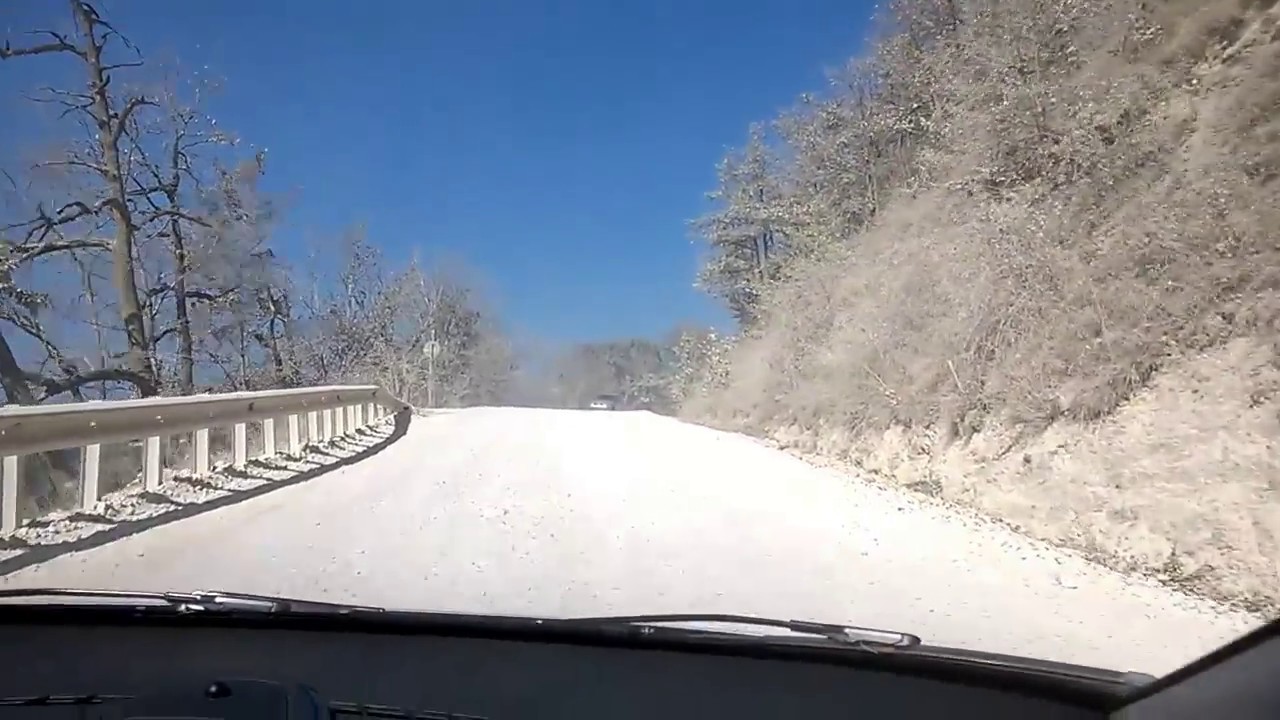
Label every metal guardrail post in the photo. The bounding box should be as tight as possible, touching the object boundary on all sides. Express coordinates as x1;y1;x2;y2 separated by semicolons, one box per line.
232;423;248;469
2;455;17;535
143;436;162;492
195;428;211;475
81;444;101;511
288;414;301;455
263;418;277;457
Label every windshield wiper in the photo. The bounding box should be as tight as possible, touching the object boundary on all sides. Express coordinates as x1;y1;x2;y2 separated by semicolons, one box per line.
0;587;385;615
0;590;914;651
551;613;921;650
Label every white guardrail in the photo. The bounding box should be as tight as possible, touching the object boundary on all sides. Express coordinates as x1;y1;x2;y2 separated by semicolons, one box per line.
0;385;411;535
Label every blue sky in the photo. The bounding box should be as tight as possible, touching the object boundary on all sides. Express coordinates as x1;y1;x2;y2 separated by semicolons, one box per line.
2;0;875;345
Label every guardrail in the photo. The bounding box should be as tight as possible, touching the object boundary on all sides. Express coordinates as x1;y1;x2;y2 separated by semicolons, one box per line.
0;385;411;535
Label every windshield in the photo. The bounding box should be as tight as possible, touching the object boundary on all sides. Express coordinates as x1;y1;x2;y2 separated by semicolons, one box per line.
0;0;1274;683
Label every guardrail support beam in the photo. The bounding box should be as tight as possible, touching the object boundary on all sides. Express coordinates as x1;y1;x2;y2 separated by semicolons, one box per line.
81;443;101;511
143;435;162;492
308;410;319;445
262;417;277;457
194;428;210;475
2;455;18;535
288;414;301;455
233;423;247;468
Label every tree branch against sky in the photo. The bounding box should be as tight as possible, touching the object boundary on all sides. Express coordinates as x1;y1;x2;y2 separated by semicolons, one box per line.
0;1;523;407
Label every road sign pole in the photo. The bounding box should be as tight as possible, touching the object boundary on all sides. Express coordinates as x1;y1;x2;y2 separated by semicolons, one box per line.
423;334;440;408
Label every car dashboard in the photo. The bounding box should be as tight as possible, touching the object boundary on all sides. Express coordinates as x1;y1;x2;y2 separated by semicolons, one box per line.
0;616;1134;720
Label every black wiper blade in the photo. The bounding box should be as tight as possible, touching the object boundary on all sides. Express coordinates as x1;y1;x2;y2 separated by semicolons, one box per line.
0;587;385;615
553;613;921;650
0;694;134;707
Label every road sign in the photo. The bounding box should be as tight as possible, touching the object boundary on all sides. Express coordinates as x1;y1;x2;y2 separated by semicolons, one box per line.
423;340;441;358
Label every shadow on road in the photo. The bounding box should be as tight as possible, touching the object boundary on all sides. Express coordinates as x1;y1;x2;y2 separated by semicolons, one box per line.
0;409;412;577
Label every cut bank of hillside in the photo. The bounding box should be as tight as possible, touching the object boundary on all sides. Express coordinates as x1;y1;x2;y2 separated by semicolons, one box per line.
682;0;1280;611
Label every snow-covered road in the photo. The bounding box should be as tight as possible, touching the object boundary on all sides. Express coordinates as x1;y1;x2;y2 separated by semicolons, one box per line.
0;407;1261;675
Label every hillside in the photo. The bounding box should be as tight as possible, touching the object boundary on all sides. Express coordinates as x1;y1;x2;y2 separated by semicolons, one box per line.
683;0;1280;610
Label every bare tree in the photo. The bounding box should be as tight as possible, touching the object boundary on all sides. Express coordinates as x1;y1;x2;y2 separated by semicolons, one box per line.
692;125;791;328
122;72;240;393
2;1;160;398
286;231;517;407
546;338;683;411
3;1;517;414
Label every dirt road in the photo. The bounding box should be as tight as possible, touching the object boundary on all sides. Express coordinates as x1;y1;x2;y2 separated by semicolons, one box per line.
0;408;1260;675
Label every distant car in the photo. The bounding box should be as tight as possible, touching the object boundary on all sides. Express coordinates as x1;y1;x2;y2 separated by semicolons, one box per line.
588;395;620;410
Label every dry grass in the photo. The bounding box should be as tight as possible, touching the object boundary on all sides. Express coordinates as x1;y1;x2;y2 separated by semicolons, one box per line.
768;338;1280;612
686;0;1280;608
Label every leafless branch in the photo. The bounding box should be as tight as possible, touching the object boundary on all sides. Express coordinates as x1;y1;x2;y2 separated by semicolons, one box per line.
34;366;153;399
0;30;85;60
111;96;155;144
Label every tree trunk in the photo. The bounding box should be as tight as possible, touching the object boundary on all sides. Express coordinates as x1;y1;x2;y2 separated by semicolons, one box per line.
74;0;157;397
0;330;37;406
169;213;196;394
